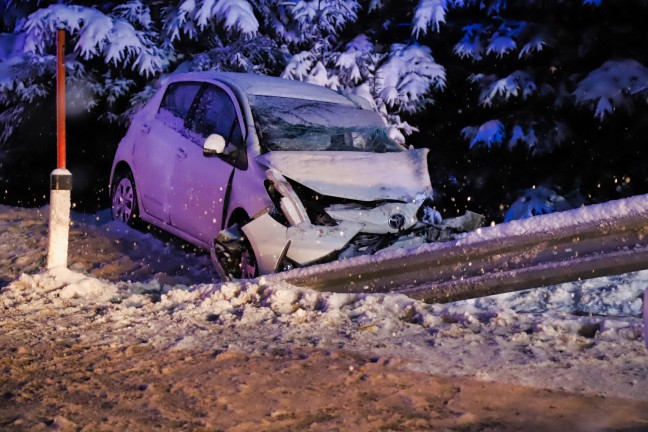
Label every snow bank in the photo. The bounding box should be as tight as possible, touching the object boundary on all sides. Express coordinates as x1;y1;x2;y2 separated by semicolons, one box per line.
2;264;646;399
0;204;645;400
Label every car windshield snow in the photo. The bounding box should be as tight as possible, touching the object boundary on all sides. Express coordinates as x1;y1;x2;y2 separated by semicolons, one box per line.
249;95;402;153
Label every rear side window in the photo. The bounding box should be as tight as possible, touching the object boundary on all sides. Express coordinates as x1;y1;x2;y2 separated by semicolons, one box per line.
157;82;201;132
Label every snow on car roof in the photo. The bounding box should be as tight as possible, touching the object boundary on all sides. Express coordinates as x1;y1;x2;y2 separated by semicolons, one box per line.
168;72;356;106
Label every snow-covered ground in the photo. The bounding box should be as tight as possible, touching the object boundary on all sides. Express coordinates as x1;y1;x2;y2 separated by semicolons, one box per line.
1;204;647;429
2;204;646;395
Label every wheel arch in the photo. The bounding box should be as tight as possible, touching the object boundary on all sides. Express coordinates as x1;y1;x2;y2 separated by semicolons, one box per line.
110;161;134;192
110;161;143;209
226;207;251;229
110;161;141;226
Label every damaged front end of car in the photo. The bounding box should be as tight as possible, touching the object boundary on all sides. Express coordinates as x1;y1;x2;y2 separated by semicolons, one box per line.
215;148;483;279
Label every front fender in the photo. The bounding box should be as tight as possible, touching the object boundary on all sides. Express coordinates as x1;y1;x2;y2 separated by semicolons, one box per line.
242;214;363;275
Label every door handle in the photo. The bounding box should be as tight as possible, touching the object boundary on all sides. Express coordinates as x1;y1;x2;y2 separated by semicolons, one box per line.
176;147;187;159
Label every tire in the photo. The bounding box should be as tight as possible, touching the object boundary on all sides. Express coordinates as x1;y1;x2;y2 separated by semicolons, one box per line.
111;170;140;227
238;242;258;279
210;223;258;281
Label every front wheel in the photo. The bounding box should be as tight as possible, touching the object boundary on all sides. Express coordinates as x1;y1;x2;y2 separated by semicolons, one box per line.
210;224;258;281
111;171;140;226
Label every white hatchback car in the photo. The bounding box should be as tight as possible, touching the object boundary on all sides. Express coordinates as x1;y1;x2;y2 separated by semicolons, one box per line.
110;72;439;280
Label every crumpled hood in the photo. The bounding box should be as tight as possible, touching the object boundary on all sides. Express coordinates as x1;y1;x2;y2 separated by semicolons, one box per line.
256;149;432;202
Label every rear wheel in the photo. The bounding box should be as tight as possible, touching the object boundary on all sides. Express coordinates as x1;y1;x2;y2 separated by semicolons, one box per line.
111;170;140;226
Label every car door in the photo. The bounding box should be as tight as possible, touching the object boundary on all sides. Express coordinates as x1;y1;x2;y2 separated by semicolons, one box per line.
168;83;247;245
133;82;201;223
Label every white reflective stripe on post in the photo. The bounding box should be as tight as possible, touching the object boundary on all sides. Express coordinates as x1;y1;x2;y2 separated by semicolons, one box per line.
47;169;72;270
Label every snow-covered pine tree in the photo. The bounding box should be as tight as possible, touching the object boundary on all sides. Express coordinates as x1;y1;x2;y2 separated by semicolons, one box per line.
1;0;647;220
0;0;289;200
0;0;450;207
416;0;648;222
0;0;448;147
447;0;648;152
276;0;447;142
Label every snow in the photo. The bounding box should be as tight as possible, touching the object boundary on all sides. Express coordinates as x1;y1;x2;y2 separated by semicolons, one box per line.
462;119;505;148
23;4;163;77
573;59;648;120
291;0;360;39
412;0;448;37
257;149;432;202
281;50;317;82
376;43;446;113
196;71;349;104
165;0;259;38
454;26;483;60
114;1;153;30
504;185;573;222
0;203;646;404
486;35;517;57
200;0;259;34
519;34;547;58
462;192;648;242
472;70;537;107
508;123;538;149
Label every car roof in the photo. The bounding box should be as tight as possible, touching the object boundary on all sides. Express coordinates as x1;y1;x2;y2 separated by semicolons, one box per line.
167;72;356;106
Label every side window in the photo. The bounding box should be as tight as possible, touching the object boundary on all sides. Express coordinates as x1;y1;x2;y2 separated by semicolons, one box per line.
188;85;243;149
157;82;201;134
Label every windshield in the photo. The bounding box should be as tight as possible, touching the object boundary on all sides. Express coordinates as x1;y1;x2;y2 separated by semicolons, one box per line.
248;95;403;153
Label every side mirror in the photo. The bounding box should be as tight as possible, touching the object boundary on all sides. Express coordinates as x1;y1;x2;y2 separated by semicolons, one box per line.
203;134;226;156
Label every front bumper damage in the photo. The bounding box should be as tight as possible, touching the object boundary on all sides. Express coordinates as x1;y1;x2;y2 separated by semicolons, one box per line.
216;149;483;277
238;196;483;276
242;200;428;275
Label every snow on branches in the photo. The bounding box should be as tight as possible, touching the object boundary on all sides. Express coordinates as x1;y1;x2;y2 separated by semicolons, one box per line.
281;34;445;142
163;0;259;42
461;119;505;149
375;43;446;114
334;34;378;84
0;30;53;144
24;3;164;77
573;59;648;120
412;0;448;37
462;119;567;153
254;0;360;47
1;0;640;160
281;48;340;88
291;0;360;39
471;70;537;106
504;186;573;222
454;20;547;61
367;43;445;142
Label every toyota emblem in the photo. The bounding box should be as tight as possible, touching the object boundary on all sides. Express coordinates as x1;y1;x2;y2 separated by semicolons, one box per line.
388;213;406;230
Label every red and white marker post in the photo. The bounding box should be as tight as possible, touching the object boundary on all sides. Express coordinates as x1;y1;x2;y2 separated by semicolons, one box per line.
46;28;72;270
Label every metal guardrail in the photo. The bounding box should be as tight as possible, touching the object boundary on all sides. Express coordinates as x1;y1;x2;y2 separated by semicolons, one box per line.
271;194;648;304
